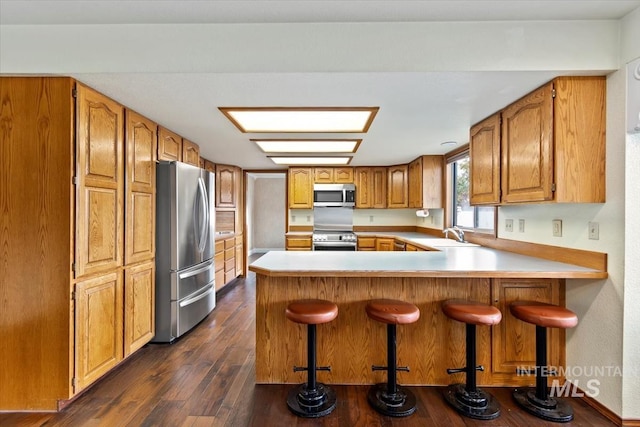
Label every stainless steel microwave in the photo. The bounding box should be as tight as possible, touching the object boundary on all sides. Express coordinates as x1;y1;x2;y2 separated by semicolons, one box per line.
313;183;356;207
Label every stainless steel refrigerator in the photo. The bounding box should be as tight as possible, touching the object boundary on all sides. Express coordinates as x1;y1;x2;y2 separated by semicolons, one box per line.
153;161;216;343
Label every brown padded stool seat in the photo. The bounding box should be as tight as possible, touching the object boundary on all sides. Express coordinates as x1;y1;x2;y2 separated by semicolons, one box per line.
442;300;502;326
510;301;578;329
286;300;338;325
366;299;420;325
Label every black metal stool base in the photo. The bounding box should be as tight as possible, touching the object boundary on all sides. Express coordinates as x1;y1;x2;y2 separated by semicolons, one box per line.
367;383;416;417
513;388;574;423
443;383;500;420
287;383;336;418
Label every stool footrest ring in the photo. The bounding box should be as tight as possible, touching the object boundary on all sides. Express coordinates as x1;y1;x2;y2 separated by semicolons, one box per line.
293;366;331;373
372;365;410;372
447;365;484;375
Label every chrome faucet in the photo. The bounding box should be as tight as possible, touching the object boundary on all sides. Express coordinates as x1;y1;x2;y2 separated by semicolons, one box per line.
443;226;466;243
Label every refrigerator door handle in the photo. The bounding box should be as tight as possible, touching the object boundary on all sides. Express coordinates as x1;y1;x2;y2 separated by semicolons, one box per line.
196;177;208;254
177;258;214;280
179;284;215;307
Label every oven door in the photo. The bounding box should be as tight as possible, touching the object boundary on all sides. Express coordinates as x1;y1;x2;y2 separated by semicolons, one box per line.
313;242;357;251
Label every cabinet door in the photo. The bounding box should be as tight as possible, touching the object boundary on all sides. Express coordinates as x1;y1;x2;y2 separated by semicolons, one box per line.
125;110;156;265
75;271;123;391
470;113;501;205
408;157;422;208
491;279;563;384
181;139;200;167
387;165;408;208
75;84;124;278
371;167;387;208
157;127;182;162
314;167;334;183
202;158;216;173
501;83;554;203
234;167;244;234
288;167;313;209
235;235;244;277
334;167;354;183
354;167;372;208
375;238;395;251
124;261;155;357
216;164;237;208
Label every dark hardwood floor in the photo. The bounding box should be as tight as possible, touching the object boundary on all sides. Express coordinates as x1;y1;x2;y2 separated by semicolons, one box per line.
1;253;618;426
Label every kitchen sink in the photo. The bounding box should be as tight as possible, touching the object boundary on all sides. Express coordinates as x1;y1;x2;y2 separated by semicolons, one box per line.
411;238;479;248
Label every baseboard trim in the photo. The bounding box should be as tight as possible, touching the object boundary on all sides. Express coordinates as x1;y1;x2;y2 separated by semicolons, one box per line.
623;421;640;427
570;381;637;427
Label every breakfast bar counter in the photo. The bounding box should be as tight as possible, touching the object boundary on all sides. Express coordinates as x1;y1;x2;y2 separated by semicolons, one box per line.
248;244;606;387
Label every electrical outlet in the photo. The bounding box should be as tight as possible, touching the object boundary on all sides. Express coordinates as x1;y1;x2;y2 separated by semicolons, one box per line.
519;219;525;233
505;219;514;232
292;215;296;222
306;215;311;222
552;219;562;237
589;222;599;240
369;215;374;223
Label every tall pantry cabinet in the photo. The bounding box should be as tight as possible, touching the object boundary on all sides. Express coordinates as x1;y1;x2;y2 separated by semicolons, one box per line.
0;77;156;411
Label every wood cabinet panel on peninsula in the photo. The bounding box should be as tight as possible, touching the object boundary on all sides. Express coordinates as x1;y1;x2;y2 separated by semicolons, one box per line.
0;77;155;411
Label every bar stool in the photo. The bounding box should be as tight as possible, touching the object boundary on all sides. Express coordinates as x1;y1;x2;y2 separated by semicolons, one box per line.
510;301;578;423
285;299;338;418
365;299;420;417
442;299;502;420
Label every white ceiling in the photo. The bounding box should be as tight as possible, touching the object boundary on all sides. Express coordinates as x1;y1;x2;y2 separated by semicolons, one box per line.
1;1;639;169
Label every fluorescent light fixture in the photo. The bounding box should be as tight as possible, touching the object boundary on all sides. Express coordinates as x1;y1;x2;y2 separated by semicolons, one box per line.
219;107;378;133
268;156;352;165
252;139;362;153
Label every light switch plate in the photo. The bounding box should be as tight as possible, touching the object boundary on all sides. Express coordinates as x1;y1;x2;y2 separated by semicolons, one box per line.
519;219;525;232
505;219;514;232
589;222;599;240
553;219;562;237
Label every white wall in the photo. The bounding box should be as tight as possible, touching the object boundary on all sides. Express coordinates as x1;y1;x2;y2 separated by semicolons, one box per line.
251;176;286;252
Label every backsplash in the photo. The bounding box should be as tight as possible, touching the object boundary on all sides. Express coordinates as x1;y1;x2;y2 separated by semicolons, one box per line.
288;208;444;229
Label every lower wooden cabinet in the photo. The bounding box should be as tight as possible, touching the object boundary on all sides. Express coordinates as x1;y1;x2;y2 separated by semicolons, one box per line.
491;278;564;385
375;238;395;251
357;236;376;251
74;271;124;392
285;235;312;251
124;261;155;357
214;236;242;290
235;234;244;276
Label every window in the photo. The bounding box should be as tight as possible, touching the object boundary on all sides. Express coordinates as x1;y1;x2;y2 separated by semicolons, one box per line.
450;155;495;233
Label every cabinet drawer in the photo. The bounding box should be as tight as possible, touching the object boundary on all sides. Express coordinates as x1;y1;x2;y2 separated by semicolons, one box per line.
214;252;224;271
286;236;312;250
225;259;235;272
235;235;243;245
225;248;235;260
224;238;235;250
225;268;236;283
215;269;225;291
215;240;224;254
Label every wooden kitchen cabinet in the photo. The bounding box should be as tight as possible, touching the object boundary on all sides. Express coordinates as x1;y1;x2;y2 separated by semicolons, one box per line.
124;261;155;357
470;112;501;205
216;164;238;208
201;157;216;173
387;165;409;208
286;235;313;251
357;236;376;251
235;234;244;276
224;237;236;283
375;238;395;251
314;167;354;183
500;77;606;204
355;167;387;209
408;155;444;209
288;167;314;209
214;240;225;291
491;278;564;384
75;271;124;391
181;138;200;167
125;110;157;266
157;126;182;162
0;77;156;410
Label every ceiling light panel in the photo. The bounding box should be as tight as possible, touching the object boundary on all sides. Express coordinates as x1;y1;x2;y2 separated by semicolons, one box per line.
220;107;378;133
252;139;361;153
268;156;352;165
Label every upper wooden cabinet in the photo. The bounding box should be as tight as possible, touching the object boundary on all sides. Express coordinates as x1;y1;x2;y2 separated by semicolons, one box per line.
157;127;182;162
181;139;200;167
75;83;125;279
201;158;215;173
216;164;237;208
125;110;156;266
355;167;387;209
408;155;444;209
470;113;502;205
288;167;314;209
500;77;605;204
387;165;409;208
314;167;354;183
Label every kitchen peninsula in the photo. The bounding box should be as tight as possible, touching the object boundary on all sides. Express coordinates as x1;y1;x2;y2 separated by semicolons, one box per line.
248;241;607;387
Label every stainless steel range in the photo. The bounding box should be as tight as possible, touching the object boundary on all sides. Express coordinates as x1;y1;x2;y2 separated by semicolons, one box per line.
312;206;357;251
312;231;357;251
